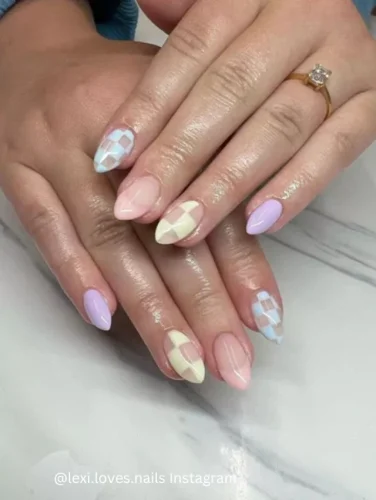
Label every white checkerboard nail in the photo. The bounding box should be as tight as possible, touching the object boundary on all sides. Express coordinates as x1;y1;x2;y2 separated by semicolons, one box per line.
94;128;135;173
251;291;283;344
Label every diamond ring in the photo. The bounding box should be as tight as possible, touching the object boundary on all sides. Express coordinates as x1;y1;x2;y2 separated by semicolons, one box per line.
286;64;333;119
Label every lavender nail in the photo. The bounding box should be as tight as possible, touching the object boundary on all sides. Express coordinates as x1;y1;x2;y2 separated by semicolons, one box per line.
83;289;112;331
246;200;283;235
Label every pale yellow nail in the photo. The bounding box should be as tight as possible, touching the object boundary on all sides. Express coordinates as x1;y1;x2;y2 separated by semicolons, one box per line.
155;201;204;245
164;330;205;383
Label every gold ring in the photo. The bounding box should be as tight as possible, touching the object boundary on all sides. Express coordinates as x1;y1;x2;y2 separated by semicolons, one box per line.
286;64;333;120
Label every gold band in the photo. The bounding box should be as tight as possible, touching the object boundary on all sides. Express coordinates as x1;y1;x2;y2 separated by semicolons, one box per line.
286;67;333;120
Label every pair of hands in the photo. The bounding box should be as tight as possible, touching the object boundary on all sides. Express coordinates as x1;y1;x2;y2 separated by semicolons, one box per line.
0;0;281;391
0;0;375;390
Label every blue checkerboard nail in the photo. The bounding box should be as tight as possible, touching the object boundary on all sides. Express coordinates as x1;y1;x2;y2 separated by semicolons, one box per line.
94;128;135;173
251;290;283;344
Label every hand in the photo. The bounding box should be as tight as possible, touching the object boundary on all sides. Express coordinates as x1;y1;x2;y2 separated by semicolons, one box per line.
0;0;283;390
96;0;376;246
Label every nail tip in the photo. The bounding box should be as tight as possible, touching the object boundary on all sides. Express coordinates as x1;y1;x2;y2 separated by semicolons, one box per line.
94;164;108;174
155;226;177;245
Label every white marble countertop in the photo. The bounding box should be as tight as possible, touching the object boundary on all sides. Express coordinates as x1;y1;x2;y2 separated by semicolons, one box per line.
1;15;376;500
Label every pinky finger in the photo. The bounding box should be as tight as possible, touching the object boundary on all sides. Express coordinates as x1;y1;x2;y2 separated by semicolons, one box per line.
245;91;376;234
0;163;117;331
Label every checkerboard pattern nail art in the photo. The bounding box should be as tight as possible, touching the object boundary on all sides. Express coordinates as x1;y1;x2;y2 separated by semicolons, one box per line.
164;330;205;383
155;201;204;245
251;291;283;344
94;128;135;173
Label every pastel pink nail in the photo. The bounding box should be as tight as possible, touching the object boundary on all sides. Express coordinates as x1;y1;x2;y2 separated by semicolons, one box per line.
246;200;283;235
114;176;160;220
213;333;251;390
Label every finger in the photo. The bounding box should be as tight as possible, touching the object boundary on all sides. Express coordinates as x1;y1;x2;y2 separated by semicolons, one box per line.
112;2;322;224
207;205;283;345
46;151;205;383
153;45;372;246
137;0;195;33
93;0;260;173
245;90;376;233
0;162;116;331
134;223;253;390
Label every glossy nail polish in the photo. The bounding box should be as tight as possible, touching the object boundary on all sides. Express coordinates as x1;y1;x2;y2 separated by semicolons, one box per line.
94;128;135;173
155;201;204;245
251;290;283;344
83;289;112;331
114;176;160;220
214;333;251;390
246;200;283;235
164;330;205;383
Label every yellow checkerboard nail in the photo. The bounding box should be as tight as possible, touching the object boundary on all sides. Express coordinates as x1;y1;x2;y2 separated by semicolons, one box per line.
155;201;204;245
164;330;205;383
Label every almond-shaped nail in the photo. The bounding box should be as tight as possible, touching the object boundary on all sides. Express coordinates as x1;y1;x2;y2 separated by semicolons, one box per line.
251;290;283;344
83;289;112;331
214;333;251;390
155;201;204;245
246;200;283;235
94;128;135;173
164;330;205;383
114;176;160;220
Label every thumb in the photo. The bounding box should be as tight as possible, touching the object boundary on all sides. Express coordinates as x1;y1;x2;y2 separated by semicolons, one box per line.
137;0;196;33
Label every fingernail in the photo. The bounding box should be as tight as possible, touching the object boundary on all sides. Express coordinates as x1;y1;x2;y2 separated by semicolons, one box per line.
83;289;112;331
251;290;283;344
94;128;135;173
155;201;204;245
114;176;160;220
246;200;283;235
214;333;251;390
164;330;205;383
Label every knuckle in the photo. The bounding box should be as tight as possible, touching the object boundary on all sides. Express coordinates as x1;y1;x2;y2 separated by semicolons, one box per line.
332;128;354;157
133;290;162;318
263;101;305;149
207;58;256;107
191;286;225;319
168;23;211;64
26;204;60;239
134;86;165;117
211;167;245;198
85;207;129;251
157;136;194;168
226;244;263;283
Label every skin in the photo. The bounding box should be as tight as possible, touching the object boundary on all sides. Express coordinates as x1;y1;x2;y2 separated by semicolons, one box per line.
104;0;376;246
0;0;283;388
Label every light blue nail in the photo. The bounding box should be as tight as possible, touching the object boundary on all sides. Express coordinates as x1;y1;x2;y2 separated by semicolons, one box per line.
251;290;283;344
94;128;135;173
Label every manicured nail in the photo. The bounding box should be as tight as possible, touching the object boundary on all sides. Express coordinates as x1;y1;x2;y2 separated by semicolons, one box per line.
251;291;283;344
94;128;135;173
83;289;112;331
114;176;160;220
155;201;204;245
164;330;205;383
246;200;283;235
214;333;251;390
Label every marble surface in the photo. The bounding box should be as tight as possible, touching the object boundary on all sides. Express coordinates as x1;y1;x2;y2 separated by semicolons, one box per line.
1;14;376;500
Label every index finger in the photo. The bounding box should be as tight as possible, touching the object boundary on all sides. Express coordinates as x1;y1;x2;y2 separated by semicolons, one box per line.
93;0;260;173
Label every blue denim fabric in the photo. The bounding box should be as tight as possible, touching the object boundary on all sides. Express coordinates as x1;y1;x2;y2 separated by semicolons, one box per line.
0;0;374;41
0;0;138;40
354;0;375;20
